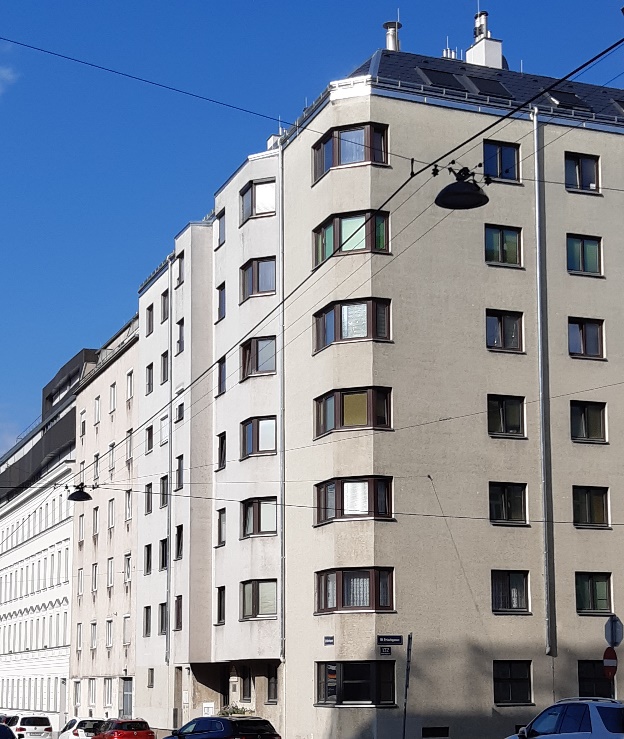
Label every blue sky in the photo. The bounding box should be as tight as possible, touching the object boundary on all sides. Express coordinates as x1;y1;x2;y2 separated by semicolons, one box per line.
1;0;623;454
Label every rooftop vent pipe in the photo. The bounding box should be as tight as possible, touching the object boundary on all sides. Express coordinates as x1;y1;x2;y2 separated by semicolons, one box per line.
474;10;490;42
466;9;503;69
383;21;402;51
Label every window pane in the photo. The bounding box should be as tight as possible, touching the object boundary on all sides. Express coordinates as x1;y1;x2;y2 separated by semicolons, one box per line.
375;391;389;426
374;215;387;251
343;481;369;515
243;504;254;537
255;181;275;214
325;483;336;520
568;323;583;354
500;145;517;179
378;571;391;607
324;310;335;347
584;239;600;273
341;303;367;339
322;396;335;432
567;237;582;271
576;575;591;611
585;323;601;357
343;571;370;607
502;230;519;264
509;572;527;609
595;577;610;610
483;143;499;178
325;572;336;609
323;223;334;261
323;139;333;174
580;158;597;190
503;315;520;350
325;663;337;701
571;404;584;439
258;581;276;615
342;392;368;426
587;405;604;439
340;216;366;251
485;228;500;262
504;399;522;434
590;491;607;525
258;419;276;451
342;662;372;702
260;500;277;532
372;128;386;163
243;582;253;617
566;157;579;188
257;339;276;372
243;265;253;299
258;260;275;292
244;422;253;455
339;128;365;164
488;399;503;434
375;479;389;516
486;315;502;348
242;188;252;221
375;303;389;339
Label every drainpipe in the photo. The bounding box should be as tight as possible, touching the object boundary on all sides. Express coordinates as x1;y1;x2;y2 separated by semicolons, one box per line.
533;107;557;661
165;253;174;671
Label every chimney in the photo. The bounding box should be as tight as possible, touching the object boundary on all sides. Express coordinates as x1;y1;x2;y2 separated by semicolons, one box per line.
465;10;503;69
383;21;402;51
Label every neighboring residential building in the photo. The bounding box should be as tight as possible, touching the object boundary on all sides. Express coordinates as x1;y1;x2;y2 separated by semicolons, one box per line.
0;350;96;730
69;317;139;719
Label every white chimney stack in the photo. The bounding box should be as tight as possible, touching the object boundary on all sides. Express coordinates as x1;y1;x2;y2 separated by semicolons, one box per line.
465;10;503;69
383;21;402;51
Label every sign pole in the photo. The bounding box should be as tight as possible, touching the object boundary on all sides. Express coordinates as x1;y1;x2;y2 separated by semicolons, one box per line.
402;633;413;739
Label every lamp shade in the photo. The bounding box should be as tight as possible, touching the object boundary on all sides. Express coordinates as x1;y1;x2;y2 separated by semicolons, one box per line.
435;180;489;210
67;483;92;502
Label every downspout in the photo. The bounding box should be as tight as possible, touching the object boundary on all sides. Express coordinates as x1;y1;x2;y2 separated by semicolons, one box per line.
165;253;174;669
533;107;557;662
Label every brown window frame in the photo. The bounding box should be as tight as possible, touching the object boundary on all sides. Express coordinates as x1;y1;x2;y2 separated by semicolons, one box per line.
216;586;226;624
316;661;395;706
570;400;606;442
313;211;389;267
314;299;390;351
241;257;276;302
241;498;277;537
217;432;226;471
241;579;277;619
315;477;392;524
568;318;603;358
491;570;529;613
314;387;392;438
487;395;525;437
240;179;276;224
573;486;609;528
241;336;277;379
216;357;226;396
241;416;277;458
312;123;388;182
486;310;523;352
316;568;394;613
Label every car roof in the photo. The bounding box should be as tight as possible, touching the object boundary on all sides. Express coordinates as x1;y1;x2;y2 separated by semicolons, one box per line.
555;698;623;705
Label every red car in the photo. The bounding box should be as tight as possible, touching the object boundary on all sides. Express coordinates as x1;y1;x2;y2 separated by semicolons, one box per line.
93;720;155;739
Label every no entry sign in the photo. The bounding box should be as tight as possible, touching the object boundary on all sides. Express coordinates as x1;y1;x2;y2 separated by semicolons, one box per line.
604;646;618;679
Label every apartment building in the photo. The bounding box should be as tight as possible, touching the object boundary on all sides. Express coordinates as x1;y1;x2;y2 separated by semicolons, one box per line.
70;317;139;719
0;350;95;730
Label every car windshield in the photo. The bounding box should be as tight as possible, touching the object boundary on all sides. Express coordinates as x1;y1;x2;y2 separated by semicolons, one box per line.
230;719;276;734
77;723;102;732
115;723;149;732
5;719;18;727
22;719;50;727
598;707;624;733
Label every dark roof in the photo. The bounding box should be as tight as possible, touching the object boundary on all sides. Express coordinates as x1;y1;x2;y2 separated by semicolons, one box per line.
350;50;624;121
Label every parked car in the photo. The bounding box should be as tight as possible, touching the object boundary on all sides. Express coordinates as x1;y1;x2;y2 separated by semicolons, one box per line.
5;716;53;739
93;720;155;739
166;716;280;739
59;718;104;739
506;697;624;738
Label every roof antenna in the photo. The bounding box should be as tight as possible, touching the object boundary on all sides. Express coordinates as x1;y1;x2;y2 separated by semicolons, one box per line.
520;60;523;73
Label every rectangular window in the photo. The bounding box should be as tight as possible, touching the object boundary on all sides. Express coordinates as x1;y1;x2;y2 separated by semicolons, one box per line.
104;677;112;707
107;558;114;588
241;337;276;379
315;387;391;437
489;483;527;524
88;678;96;706
267;664;278;702
316;477;391;523
94;396;100;424
576;572;611;613
109;383;116;413
146;425;154;453
240;180;276;223
80;409;86;437
76;623;82;651
241;258;276;301
568;318;603;357
174;525;183;560
108;442;115;471
317;568;393;612
486;311;522;351
125;489;132;520
107;499;115;529
483;141;520;181
90;622;97;649
93;453;99;481
161;351;169;383
485;225;521;266
78;514;85;542
175;401;184;422
487;395;525;437
216;210;226;247
160;476;169;507
314;213;389;267
77;569;84;596
578;661;614;699
216;586;225;624
126;371;134;400
217;357;226;396
217;283;226;321
159;538;169;571
241;666;252;702
158;603;167;634
491;571;529;612
567;234;601;274
313;123;388;181
126;429;133;461
176;319;185;354
123;554;131;583
316;661;395;705
91;563;98;592
145;483;153;514
175;455;184;490
176;251;184;286
105;619;113;648
146;364;154;394
570;401;606;442
241;579;277;619
174;595;182;631
144;544;152;575
241;417;277;458
161;289;169;322
92;507;100;536
146;304;154;336
143;606;151;637
147;669;154;689
217;432;226;471
573;486;608;527
493;661;531;704
315;300;390;350
565;152;599;191
242;499;277;537
217;509;226;546
74;680;81;708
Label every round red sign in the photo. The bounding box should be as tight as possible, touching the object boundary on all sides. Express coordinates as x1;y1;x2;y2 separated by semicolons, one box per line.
604;646;618;679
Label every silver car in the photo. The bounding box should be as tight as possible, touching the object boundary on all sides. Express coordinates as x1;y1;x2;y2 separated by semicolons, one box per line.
506;698;624;739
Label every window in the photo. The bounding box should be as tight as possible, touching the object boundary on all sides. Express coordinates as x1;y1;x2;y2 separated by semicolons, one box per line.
175;455;184;490
315;387;391;437
316;661;395;705
104;677;113;707
568;318;603;358
267;664;278;702
160;475;169;507
147;669;154;689
107;558;114;588
491;571;529;613
576;572;611;613
146;364;154;394
109;383;116;413
314;213;389;267
493;661;531;704
217;432;226;471
570;401;606;442
146;425;154;453
159;538;169;571
92;507;100;536
317;568;393;612
126;429;133;461
241;666;252;702
315;300;390;351
217;357;226;396
565;152;599;191
573;486;608;527
487;395;524;437
125;489;132;521
486;311;522;351
122;615;130;645
241;417;277;458
241;579;277;618
76;622;82;651
313;123;388;181
174;595;182;630
108;442;115;471
217;283;226;321
123;554;131;583
176;319;185;354
489;483;526;524
567;235;601;275
80;410;86;437
146;304;154;336
483;141;519;181
158;603;168;634
94;396;101;424
578;661;614;699
242;499;277;537
174;525;183;560
74;680;81;708
77;569;84;596
485;225;521;266
93;453;99;481
107;499;115;529
126;371;134;400
216;586;225;624
316;477;391;523
91;563;98;592
175;401;184;423
144;545;152;575
241;337;276;378
105;619;113;648
143;606;151;637
145;483;153;514
216;209;226;247
161;351;169;383
161;289;169;322
78;514;85;542
240;180;276;223
90;622;97;649
176;251;185;286
241;258;276;301
217;509;226;546
88;678;96;706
